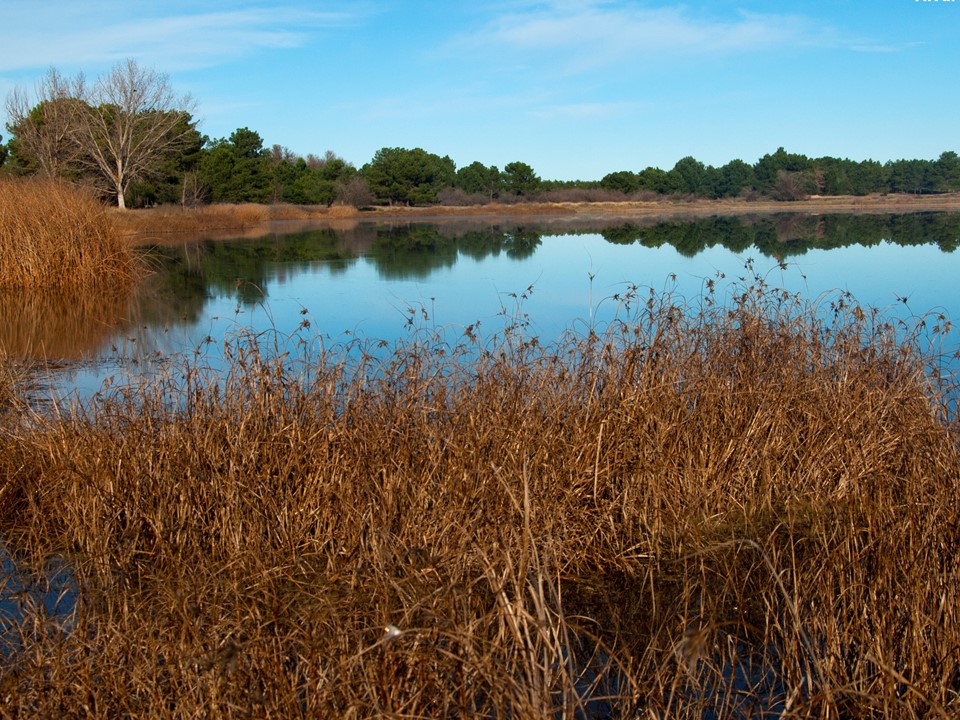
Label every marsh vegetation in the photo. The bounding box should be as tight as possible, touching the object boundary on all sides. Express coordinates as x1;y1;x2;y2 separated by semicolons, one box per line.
4;54;960;718
0;270;958;717
0;178;139;292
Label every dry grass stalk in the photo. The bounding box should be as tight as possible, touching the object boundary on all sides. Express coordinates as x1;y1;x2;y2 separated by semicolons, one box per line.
0;355;28;419
112;203;332;243
0;276;958;717
0;178;139;292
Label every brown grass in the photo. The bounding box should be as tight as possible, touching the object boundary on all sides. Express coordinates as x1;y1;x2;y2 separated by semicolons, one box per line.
0;178;140;291
112;203;329;242
0;276;958;717
113;202;273;237
0;355;24;417
112;193;960;245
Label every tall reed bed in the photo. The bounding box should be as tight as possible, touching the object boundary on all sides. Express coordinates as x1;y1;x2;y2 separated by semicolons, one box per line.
0;277;958;717
0;178;139;291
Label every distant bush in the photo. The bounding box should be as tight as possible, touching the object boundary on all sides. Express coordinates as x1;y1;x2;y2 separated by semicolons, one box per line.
771;170;819;201
436;187;490;206
537;187;629;203
335;176;374;209
625;189;663;202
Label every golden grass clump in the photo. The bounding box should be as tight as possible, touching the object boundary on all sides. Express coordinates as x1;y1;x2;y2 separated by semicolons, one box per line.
112;203;332;243
113;202;272;238
0;279;958;717
0;178;139;291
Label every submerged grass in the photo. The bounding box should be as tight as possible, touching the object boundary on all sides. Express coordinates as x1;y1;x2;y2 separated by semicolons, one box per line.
0;275;958;717
0;178;140;292
0;356;25;418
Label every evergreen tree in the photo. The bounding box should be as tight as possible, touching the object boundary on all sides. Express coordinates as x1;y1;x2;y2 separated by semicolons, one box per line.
199;128;271;203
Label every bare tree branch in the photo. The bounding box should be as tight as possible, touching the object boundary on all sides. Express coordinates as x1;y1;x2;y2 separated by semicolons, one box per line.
4;68;85;178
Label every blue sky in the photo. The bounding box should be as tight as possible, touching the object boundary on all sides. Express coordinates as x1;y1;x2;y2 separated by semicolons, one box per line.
1;0;958;181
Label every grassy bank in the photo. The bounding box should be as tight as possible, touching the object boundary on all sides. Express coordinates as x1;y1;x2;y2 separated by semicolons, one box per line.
112;202;359;242
0;179;140;292
112;192;960;244
0;279;958;717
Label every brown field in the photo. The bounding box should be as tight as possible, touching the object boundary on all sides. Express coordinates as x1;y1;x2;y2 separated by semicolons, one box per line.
0;276;958;717
113;193;960;243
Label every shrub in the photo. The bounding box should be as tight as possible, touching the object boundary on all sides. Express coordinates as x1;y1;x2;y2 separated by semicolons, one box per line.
537;187;629;203
436;187;490;206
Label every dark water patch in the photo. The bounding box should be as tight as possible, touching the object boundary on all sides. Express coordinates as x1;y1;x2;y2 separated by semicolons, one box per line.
0;544;77;659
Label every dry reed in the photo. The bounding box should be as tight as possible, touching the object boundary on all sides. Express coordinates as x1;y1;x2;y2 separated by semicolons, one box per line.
0;275;958;718
0;356;24;417
0;178;139;291
113;203;330;242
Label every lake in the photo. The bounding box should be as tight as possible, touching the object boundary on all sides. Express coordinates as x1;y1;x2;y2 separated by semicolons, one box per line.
5;211;960;400
3;211;960;713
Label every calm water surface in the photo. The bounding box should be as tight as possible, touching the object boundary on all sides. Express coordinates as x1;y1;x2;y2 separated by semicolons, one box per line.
6;212;960;400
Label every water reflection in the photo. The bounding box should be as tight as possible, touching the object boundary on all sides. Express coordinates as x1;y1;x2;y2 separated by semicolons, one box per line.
144;212;960;309
2;212;959;399
0;288;137;360
0;544;76;657
141;222;550;294
600;212;960;256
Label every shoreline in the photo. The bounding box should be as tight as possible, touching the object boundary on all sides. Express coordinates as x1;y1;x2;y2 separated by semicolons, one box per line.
113;192;960;243
358;192;960;219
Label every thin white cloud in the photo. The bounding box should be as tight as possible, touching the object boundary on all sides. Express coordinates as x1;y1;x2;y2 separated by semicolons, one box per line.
528;100;642;120
0;2;367;73
455;2;837;72
361;86;553;122
850;41;925;54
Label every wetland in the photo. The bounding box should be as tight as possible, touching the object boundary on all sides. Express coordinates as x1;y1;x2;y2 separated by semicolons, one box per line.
1;204;959;717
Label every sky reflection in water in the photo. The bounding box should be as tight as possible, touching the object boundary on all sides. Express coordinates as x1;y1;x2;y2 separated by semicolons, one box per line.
18;213;960;401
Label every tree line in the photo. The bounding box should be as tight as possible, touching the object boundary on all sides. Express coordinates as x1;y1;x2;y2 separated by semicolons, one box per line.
3;61;960;209
600;149;960;200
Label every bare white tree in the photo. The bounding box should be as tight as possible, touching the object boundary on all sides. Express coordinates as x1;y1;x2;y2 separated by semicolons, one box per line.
6;60;197;209
73;59;196;209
